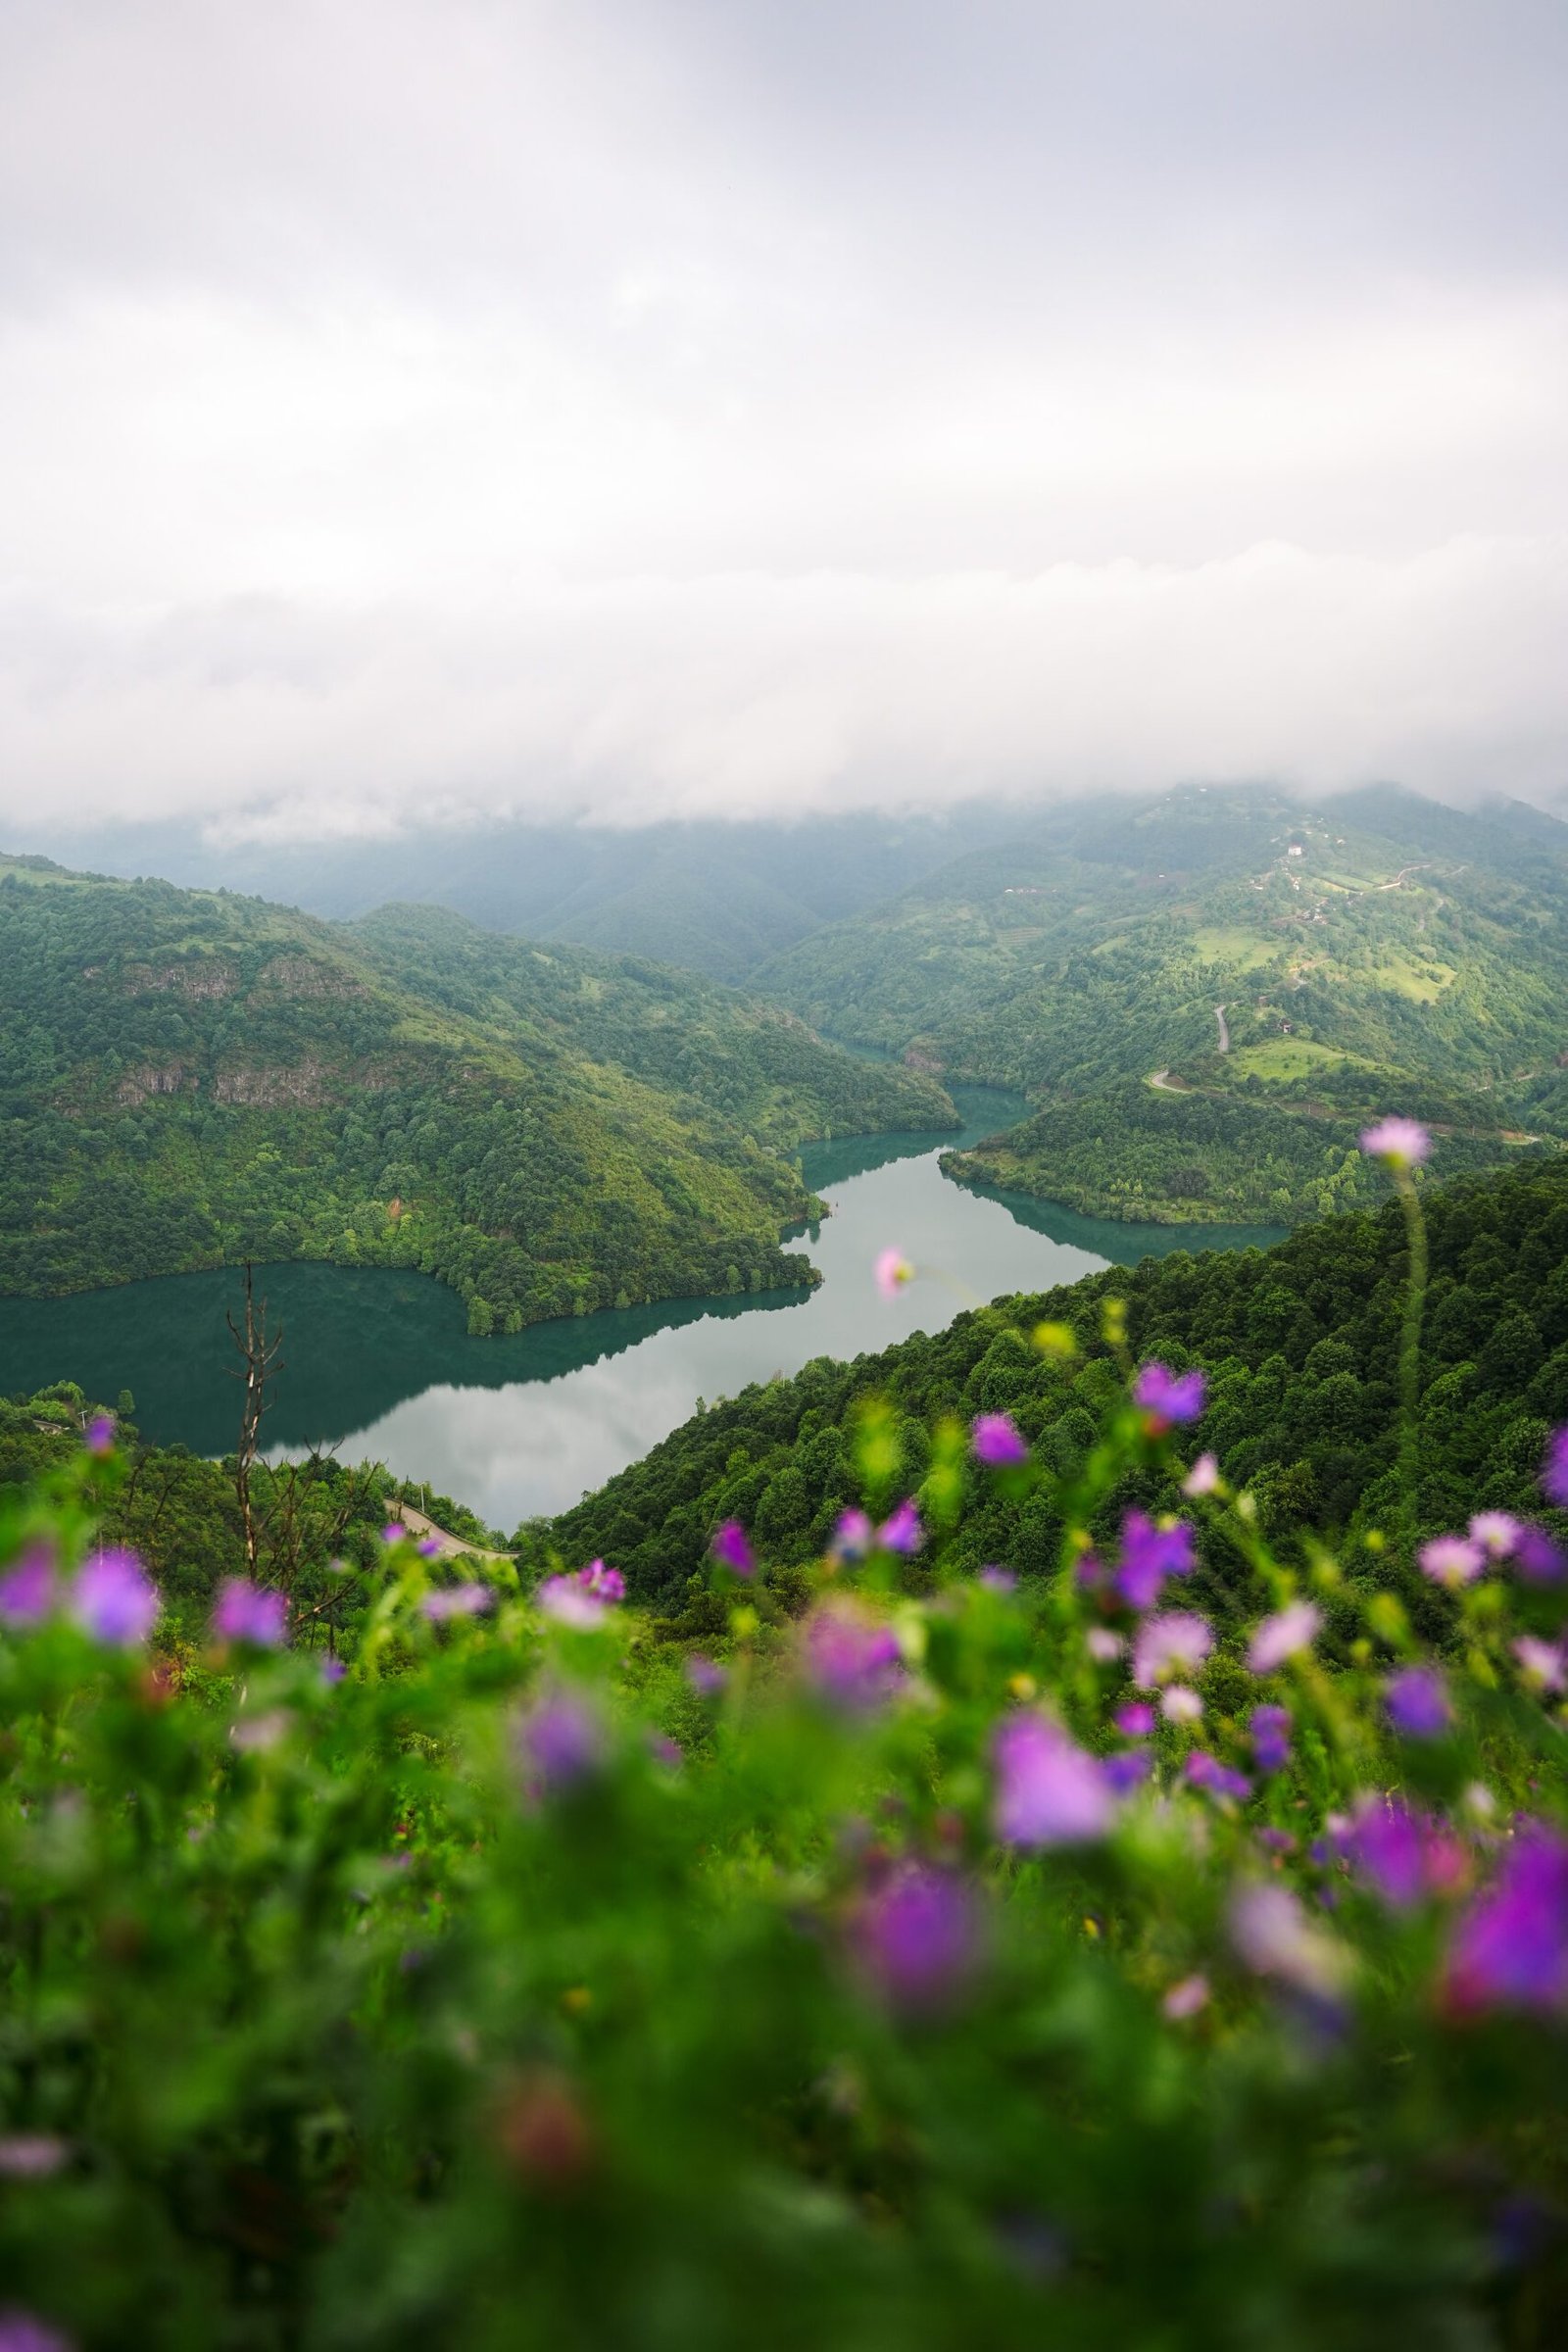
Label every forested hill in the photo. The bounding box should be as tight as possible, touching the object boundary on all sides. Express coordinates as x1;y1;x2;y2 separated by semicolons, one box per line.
527;1152;1568;1610
754;784;1568;1225
0;855;954;1324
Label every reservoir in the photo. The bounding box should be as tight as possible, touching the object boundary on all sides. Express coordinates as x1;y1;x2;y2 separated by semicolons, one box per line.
0;1085;1280;1531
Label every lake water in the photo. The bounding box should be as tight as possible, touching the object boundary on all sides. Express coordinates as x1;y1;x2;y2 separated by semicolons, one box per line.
0;1085;1280;1531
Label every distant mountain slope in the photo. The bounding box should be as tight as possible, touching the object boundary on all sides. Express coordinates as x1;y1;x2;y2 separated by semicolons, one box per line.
0;856;954;1324
753;785;1568;1224
14;810;1025;983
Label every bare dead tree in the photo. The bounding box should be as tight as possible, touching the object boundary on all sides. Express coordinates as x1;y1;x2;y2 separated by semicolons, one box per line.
226;1261;284;1581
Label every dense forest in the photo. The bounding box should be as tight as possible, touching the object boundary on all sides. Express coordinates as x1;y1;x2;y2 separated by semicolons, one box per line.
755;785;1568;1223
528;1152;1568;1613
0;856;953;1326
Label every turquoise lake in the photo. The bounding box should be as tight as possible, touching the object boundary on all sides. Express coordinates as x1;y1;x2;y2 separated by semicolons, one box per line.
0;1085;1281;1530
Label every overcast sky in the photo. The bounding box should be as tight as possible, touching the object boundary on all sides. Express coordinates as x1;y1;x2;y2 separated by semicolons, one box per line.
2;0;1566;843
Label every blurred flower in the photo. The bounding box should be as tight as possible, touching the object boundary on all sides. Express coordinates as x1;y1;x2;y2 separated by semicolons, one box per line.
1103;1749;1153;1793
320;1656;347;1686
803;1603;905;1713
420;1583;495;1622
0;1545;57;1630
971;1412;1028;1467
0;2312;74;2352
1250;1704;1292;1773
1161;1685;1204;1725
1182;1452;1220;1497
579;1560;624;1600
1162;1974;1209;2021
0;2136;66;2178
829;1508;875;1567
1186;1751;1251;1801
212;1578;288;1647
1543;1427;1568;1510
684;1652;726;1697
878;1499;924;1556
1085;1627;1125;1663
69;1549;159;1647
381;1522;407;1545
1418;1534;1486;1590
1115;1511;1196;1610
1446;1828;1568;2016
1247;1601;1321;1675
1469;1511;1521;1560
1114;1701;1156;1738
1133;1610;1212;1689
83;1413;115;1455
710;1521;756;1578
977;1565;1017;1593
518;1689;607;1789
854;1862;979;2015
1230;1882;1349;1997
1359;1117;1430;1167
416;1537;442;1559
229;1708;293;1754
874;1247;914;1300
1513;1637;1567;1695
1385;1665;1452;1740
1347;1794;1429;1909
497;2068;597;2189
648;1735;683;1768
1514;1523;1567;1583
993;1714;1114;1846
539;1564;622;1626
1133;1362;1206;1426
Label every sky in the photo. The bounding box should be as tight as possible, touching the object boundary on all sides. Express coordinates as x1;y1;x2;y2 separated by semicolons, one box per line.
2;0;1566;845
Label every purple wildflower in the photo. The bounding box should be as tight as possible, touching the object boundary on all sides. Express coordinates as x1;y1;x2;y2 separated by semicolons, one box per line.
873;1247;914;1300
83;1413;116;1455
1469;1511;1521;1560
381;1522;407;1545
1543;1427;1568;1510
537;1574;609;1629
1359;1116;1431;1167
1186;1751;1251;1801
1085;1626;1125;1663
684;1652;727;1698
320;1656;347;1685
1250;1703;1292;1773
1230;1882;1348;1997
829;1508;875;1566
518;1688;607;1789
1385;1665;1453;1740
1162;1685;1203;1724
710;1521;756;1578
878;1499;924;1556
69;1548;159;1647
0;1545;57;1630
854;1862;978;2015
802;1603;905;1712
1247;1600;1321;1675
0;2313;74;2352
1132;1610;1212;1689
420;1582;495;1622
1514;1524;1567;1584
416;1537;442;1559
1419;1534;1486;1590
1446;1828;1568;2016
578;1560;624;1601
1114;1701;1156;1738
1115;1510;1196;1609
1348;1794;1430;1909
971;1412;1028;1468
1513;1637;1567;1695
977;1565;1018;1594
993;1714;1115;1847
212;1578;288;1647
0;2136;66;2179
1103;1748;1153;1793
1163;1974;1209;2020
1182;1451;1220;1497
1133;1362;1207;1426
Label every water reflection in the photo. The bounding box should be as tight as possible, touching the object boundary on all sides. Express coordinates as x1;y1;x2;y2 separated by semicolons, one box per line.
0;1084;1281;1530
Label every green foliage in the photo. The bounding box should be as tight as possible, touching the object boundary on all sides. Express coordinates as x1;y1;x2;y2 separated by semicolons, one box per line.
0;858;953;1325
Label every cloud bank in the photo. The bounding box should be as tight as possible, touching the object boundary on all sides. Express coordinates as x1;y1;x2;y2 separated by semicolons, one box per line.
2;1;1565;840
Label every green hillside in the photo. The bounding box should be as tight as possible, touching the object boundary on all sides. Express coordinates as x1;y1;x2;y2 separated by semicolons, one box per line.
0;856;954;1326
527;1151;1568;1609
755;786;1568;1224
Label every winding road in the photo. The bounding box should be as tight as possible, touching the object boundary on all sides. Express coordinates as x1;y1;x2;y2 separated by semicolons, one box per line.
1214;1003;1230;1053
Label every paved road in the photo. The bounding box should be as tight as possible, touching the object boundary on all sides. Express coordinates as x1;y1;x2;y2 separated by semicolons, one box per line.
1214;1004;1230;1053
399;1502;513;1563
